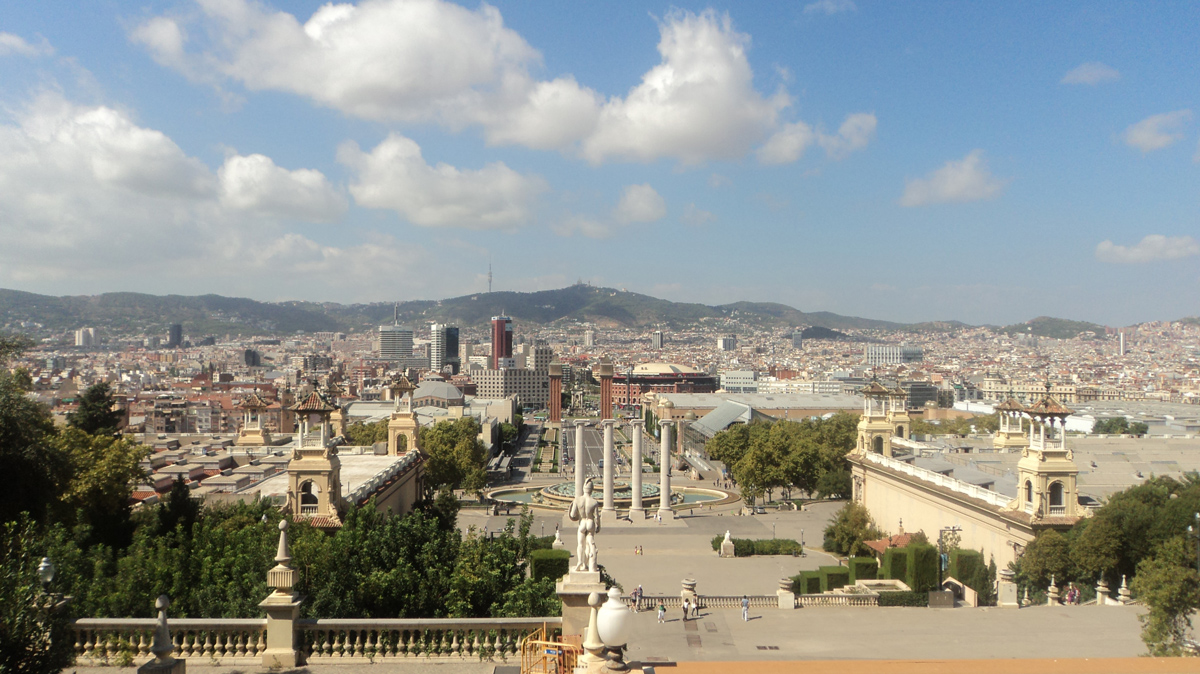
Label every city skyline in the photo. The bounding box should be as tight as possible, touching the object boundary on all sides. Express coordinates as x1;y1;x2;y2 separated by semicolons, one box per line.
1;1;1198;326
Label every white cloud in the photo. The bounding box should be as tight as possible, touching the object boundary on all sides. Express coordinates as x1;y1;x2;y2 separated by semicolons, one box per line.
614;184;666;224
817;112;876;159
1060;61;1120;85
129;18;188;70
757;121;814;165
219;153;346;222
708;173;731;188
339;133;547;230
1095;235;1200;264
681;203;716;226
579;9;789;165
900;150;1006;207
1123;110;1192;152
0;93;407;297
804;0;857;15
552;214;614;239
0;32;54;57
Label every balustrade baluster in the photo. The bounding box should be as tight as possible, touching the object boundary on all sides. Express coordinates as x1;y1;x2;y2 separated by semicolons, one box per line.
82;630;94;660
352;630;364;657
204;630;215;659
137;631;149;657
450;629;460;656
470;629;482;657
102;631;115;660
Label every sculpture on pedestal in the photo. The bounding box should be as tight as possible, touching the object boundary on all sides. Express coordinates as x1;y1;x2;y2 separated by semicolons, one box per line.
568;477;601;572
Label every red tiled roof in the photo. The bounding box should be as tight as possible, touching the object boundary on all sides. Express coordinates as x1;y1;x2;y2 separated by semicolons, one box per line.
239;392;270;409
1026;395;1073;417
994;398;1025;412
864;533;913;556
304;516;343;529
130;491;157;501
289;391;336;413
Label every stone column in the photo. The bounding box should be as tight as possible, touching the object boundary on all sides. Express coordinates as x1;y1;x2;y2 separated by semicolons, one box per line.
658;420;673;521
259;520;302;667
574;421;586;499
601;419;615;515
630;419;645;518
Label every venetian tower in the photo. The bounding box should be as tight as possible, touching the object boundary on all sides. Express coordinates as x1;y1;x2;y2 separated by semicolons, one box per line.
886;385;911;441
386;375;420;455
285;390;344;525
1014;387;1081;520
235;392;272;447
992;395;1030;453
857;381;897;457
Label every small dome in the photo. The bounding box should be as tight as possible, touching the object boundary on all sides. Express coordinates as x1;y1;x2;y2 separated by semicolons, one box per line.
662;399;675;409
684;411;696;420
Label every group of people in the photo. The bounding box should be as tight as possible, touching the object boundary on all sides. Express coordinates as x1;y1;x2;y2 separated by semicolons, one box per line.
653;598;701;623
632;545;644;555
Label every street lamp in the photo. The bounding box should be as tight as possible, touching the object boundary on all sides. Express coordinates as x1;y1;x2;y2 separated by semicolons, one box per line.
37;557;55;588
938;526;962;589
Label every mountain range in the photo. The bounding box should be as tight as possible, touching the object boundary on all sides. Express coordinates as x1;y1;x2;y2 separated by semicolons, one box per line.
0;284;1140;339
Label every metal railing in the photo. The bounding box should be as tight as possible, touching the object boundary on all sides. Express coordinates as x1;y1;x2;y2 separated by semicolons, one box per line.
297;617;559;661
519;625;581;674
861;451;1011;508
73;618;267;665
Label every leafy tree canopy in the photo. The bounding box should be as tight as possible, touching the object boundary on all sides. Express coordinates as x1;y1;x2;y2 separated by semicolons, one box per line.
67;382;124;436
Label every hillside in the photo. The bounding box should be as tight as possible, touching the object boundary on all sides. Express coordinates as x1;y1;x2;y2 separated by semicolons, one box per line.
1000;316;1107;340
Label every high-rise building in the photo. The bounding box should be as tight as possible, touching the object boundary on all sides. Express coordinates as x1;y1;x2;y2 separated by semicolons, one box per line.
651;331;664;350
864;345;924;366
717;334;737;351
491;315;513;368
379;325;414;361
167;323;183;348
792;331;803;349
584;329;597;347
1118;332;1126;356
431;324;462;374
74;327;96;347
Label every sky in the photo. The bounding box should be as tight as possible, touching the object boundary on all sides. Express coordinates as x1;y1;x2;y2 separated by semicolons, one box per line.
0;1;1198;327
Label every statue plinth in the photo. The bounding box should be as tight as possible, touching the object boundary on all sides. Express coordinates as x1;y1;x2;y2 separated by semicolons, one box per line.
556;571;606;638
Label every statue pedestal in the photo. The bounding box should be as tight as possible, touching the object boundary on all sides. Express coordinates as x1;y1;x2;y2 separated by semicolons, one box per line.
556;571;606;639
628;507;646;521
138;658;185;674
720;541;735;558
259;595;302;667
997;581;1020;608
600;509;619;526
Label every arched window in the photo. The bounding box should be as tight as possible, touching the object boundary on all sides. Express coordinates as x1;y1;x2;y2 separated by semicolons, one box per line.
300;480;319;506
1024;480;1033;504
872;436;884;454
1049;481;1064;507
896;426;905;439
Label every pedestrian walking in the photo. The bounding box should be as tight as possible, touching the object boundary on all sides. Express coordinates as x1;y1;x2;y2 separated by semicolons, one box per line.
681;598;689;622
692;597;700;619
657;602;666;623
741;595;749;622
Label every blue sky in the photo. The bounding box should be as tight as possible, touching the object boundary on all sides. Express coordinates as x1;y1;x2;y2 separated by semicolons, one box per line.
0;0;1197;326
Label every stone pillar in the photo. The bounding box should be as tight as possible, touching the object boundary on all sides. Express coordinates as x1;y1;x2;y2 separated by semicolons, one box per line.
1046;575;1060;606
997;567;1020;608
1119;575;1132;604
681;578;697;606
259;520;302;667
601;419;615;515
556;573;606;639
630;420;645;518
776;578;796;610
658;420;673;521
548;363;563;428
599;359;614;420
574;421;586;499
1096;578;1110;606
137;595;185;674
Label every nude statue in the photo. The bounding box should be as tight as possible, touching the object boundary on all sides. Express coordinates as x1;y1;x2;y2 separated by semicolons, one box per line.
568;477;601;572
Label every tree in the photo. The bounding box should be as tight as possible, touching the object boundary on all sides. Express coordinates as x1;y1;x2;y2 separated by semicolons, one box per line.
815;468;851;499
68;382;124;436
1070;516;1122;584
0;517;74;674
55;428;148;546
1131;537;1200;656
1017;529;1074;589
344;419;389;446
0;340;66;525
822;502;881;557
420;418;488;497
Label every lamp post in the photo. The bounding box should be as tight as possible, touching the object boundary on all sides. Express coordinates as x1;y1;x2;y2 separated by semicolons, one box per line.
938;526;961;588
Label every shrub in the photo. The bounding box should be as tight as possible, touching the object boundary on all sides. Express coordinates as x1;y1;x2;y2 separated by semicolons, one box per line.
752;539;802;556
909;544;939;593
877;591;929;607
733;539;755;557
883;547;908;583
530;549;570;582
819;565;850;592
848;556;878;583
711;535;724;551
792;571;822;594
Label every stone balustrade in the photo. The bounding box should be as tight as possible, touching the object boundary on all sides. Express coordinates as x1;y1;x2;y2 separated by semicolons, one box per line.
73;618;267;665
862;451;1011;508
345;452;419;504
625;595;777;610
797;593;879;607
298;618;559;661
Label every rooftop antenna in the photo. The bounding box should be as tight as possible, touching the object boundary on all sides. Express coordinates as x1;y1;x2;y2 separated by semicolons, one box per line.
488;262;492;294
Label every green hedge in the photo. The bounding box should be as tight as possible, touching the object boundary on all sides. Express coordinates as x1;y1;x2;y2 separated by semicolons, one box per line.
881;544;937;593
530;549;570;582
877;591;929;607
711;537;802;557
791;571;822;594
848;556;878;583
882;547;908;583
818;565;850;592
948;549;982;587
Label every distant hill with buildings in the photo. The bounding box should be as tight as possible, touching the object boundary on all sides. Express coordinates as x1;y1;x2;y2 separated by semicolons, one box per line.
0;285;1119;337
999;316;1107;340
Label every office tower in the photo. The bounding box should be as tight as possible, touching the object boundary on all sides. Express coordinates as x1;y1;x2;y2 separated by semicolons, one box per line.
717;334;737;351
584;329;596;347
430;323;446;372
167;323;183;348
651;331;664;350
792;331;803;349
530;342;553;372
74;327;96;347
444;326;460;373
491;315;513;368
864;345;924;366
244;349;262;367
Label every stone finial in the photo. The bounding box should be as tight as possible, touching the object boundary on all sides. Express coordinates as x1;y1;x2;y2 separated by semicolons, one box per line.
1119;575;1132;604
1047;575;1060;605
1022;587;1030;607
150;595;174;662
1096;577;1110;605
779;578;792;592
268;519;297;596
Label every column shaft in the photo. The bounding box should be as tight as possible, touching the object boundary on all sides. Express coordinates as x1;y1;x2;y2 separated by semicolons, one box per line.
658;421;672;518
630;420;644;513
574;421;586;498
602;420;615;512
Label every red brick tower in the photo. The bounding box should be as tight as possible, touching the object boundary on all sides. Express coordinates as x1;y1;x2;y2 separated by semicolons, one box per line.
548;361;563;427
598;358;614;420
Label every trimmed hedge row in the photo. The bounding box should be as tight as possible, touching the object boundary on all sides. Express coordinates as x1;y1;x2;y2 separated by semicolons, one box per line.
792;571;822;594
882;544;938;593
818;566;849;592
878;591;929;607
530;549;570;582
848;556;878;583
710;536;802;557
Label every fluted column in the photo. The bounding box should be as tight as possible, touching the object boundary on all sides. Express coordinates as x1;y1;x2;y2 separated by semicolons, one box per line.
601;419;615;513
574;420;586;499
630;419;645;516
658;420;673;520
